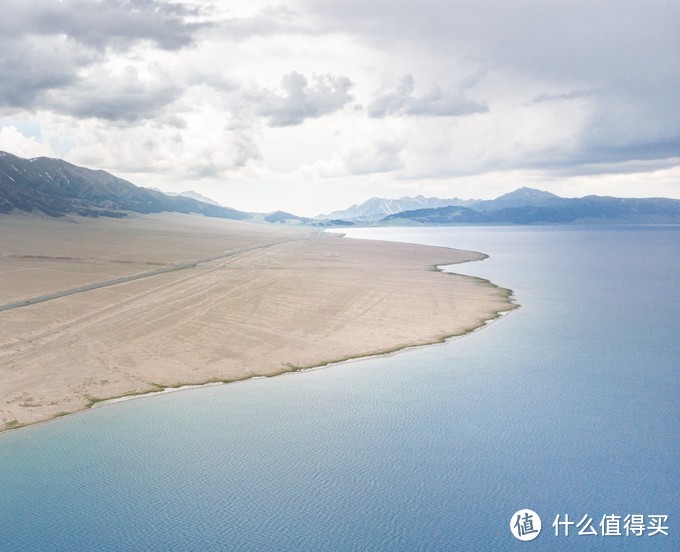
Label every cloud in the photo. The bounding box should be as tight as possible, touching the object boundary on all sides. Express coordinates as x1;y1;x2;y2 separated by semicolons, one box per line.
1;0;207;50
303;0;678;82
367;74;487;118
529;90;593;105
2;0;678;210
0;47;182;122
0;35;90;109
0;0;207;116
43;67;180;123
343;141;403;174
66;108;262;181
306;0;680;170
220;6;317;40
254;72;354;126
0;125;52;158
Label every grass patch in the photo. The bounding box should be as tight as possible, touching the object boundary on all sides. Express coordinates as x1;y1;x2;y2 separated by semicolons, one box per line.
3;420;23;430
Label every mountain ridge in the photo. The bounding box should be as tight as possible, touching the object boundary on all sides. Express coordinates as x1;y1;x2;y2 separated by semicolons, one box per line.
3;151;679;225
0;151;249;220
319;195;479;222
149;188;224;207
380;194;680;225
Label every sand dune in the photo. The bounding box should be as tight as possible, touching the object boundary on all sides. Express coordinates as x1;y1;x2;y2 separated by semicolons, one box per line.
0;213;516;430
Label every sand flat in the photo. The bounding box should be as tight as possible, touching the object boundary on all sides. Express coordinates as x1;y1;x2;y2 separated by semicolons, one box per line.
0;213;516;430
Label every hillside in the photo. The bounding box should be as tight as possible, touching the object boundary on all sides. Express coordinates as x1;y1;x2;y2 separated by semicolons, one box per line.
0;151;249;220
381;193;680;225
320;195;478;222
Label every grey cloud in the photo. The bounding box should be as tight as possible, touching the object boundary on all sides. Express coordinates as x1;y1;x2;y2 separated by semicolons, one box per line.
2;0;207;50
0;36;90;109
0;0;205;118
157;114;188;130
574;94;680;169
230;132;262;169
522;84;680;172
539;156;680;179
255;72;354;127
306;0;680;170
43;68;180;123
184;130;262;179
529;90;593;105
304;0;679;84
368;75;487;118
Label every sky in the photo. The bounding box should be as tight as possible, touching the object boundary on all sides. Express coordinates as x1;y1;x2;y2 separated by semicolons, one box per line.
1;0;679;216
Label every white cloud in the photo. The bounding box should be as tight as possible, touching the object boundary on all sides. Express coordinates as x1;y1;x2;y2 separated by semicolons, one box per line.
344;141;404;174
0;0;678;215
367;74;487;118
219;6;316;40
254;72;354;127
0;126;52;158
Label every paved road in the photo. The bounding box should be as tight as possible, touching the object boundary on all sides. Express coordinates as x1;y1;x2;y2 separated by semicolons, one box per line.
0;239;293;313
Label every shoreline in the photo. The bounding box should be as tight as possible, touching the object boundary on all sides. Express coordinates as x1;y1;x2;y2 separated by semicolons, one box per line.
1;301;517;437
0;265;518;436
0;214;518;434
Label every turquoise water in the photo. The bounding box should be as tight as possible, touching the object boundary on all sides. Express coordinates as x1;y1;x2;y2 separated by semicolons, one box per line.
0;226;678;550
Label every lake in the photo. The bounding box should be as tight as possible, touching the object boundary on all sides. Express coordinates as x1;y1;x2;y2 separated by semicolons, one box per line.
1;225;678;550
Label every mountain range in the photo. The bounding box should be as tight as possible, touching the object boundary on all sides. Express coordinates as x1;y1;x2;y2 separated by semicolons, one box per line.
379;188;680;225
319;195;478;222
0;151;248;220
0;152;365;226
320;187;680;225
2;151;679;225
148;188;224;207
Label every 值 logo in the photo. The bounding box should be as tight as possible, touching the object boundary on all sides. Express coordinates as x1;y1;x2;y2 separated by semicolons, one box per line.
510;509;542;541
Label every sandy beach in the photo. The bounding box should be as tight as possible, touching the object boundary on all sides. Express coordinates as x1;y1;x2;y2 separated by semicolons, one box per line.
0;213;516;430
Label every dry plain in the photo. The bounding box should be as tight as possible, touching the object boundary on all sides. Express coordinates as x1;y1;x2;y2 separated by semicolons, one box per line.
0;213;516;430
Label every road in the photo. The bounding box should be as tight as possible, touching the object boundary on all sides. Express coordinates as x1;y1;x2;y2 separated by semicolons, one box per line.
0;239;297;313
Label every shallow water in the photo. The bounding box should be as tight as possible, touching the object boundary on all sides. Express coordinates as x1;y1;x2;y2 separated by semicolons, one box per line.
1;225;678;550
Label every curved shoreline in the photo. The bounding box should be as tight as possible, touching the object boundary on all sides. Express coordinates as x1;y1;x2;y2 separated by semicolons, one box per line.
0;216;518;434
1;263;518;436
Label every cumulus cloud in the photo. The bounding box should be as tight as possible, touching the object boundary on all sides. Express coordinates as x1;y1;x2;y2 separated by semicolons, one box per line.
66;109;261;181
0;35;91;109
2;0;679;209
367;74;487;118
306;0;680;169
43;67;180;123
0;0;206;118
254;72;354;126
0;126;52;158
0;0;206;50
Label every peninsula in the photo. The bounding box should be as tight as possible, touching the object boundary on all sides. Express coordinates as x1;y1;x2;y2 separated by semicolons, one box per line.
0;213;516;430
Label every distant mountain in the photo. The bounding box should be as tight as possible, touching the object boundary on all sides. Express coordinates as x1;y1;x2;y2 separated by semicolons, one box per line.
381;192;680;225
471;187;562;211
152;189;223;207
381;206;487;225
265;210;354;227
0;151;249;220
320;195;478;222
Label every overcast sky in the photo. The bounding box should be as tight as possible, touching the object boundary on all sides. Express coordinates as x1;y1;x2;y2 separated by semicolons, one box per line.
1;0;678;215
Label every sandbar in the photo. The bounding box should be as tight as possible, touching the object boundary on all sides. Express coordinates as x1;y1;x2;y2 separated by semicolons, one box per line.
0;212;516;430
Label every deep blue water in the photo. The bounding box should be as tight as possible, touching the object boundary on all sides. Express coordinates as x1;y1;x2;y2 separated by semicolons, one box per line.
0;226;678;551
